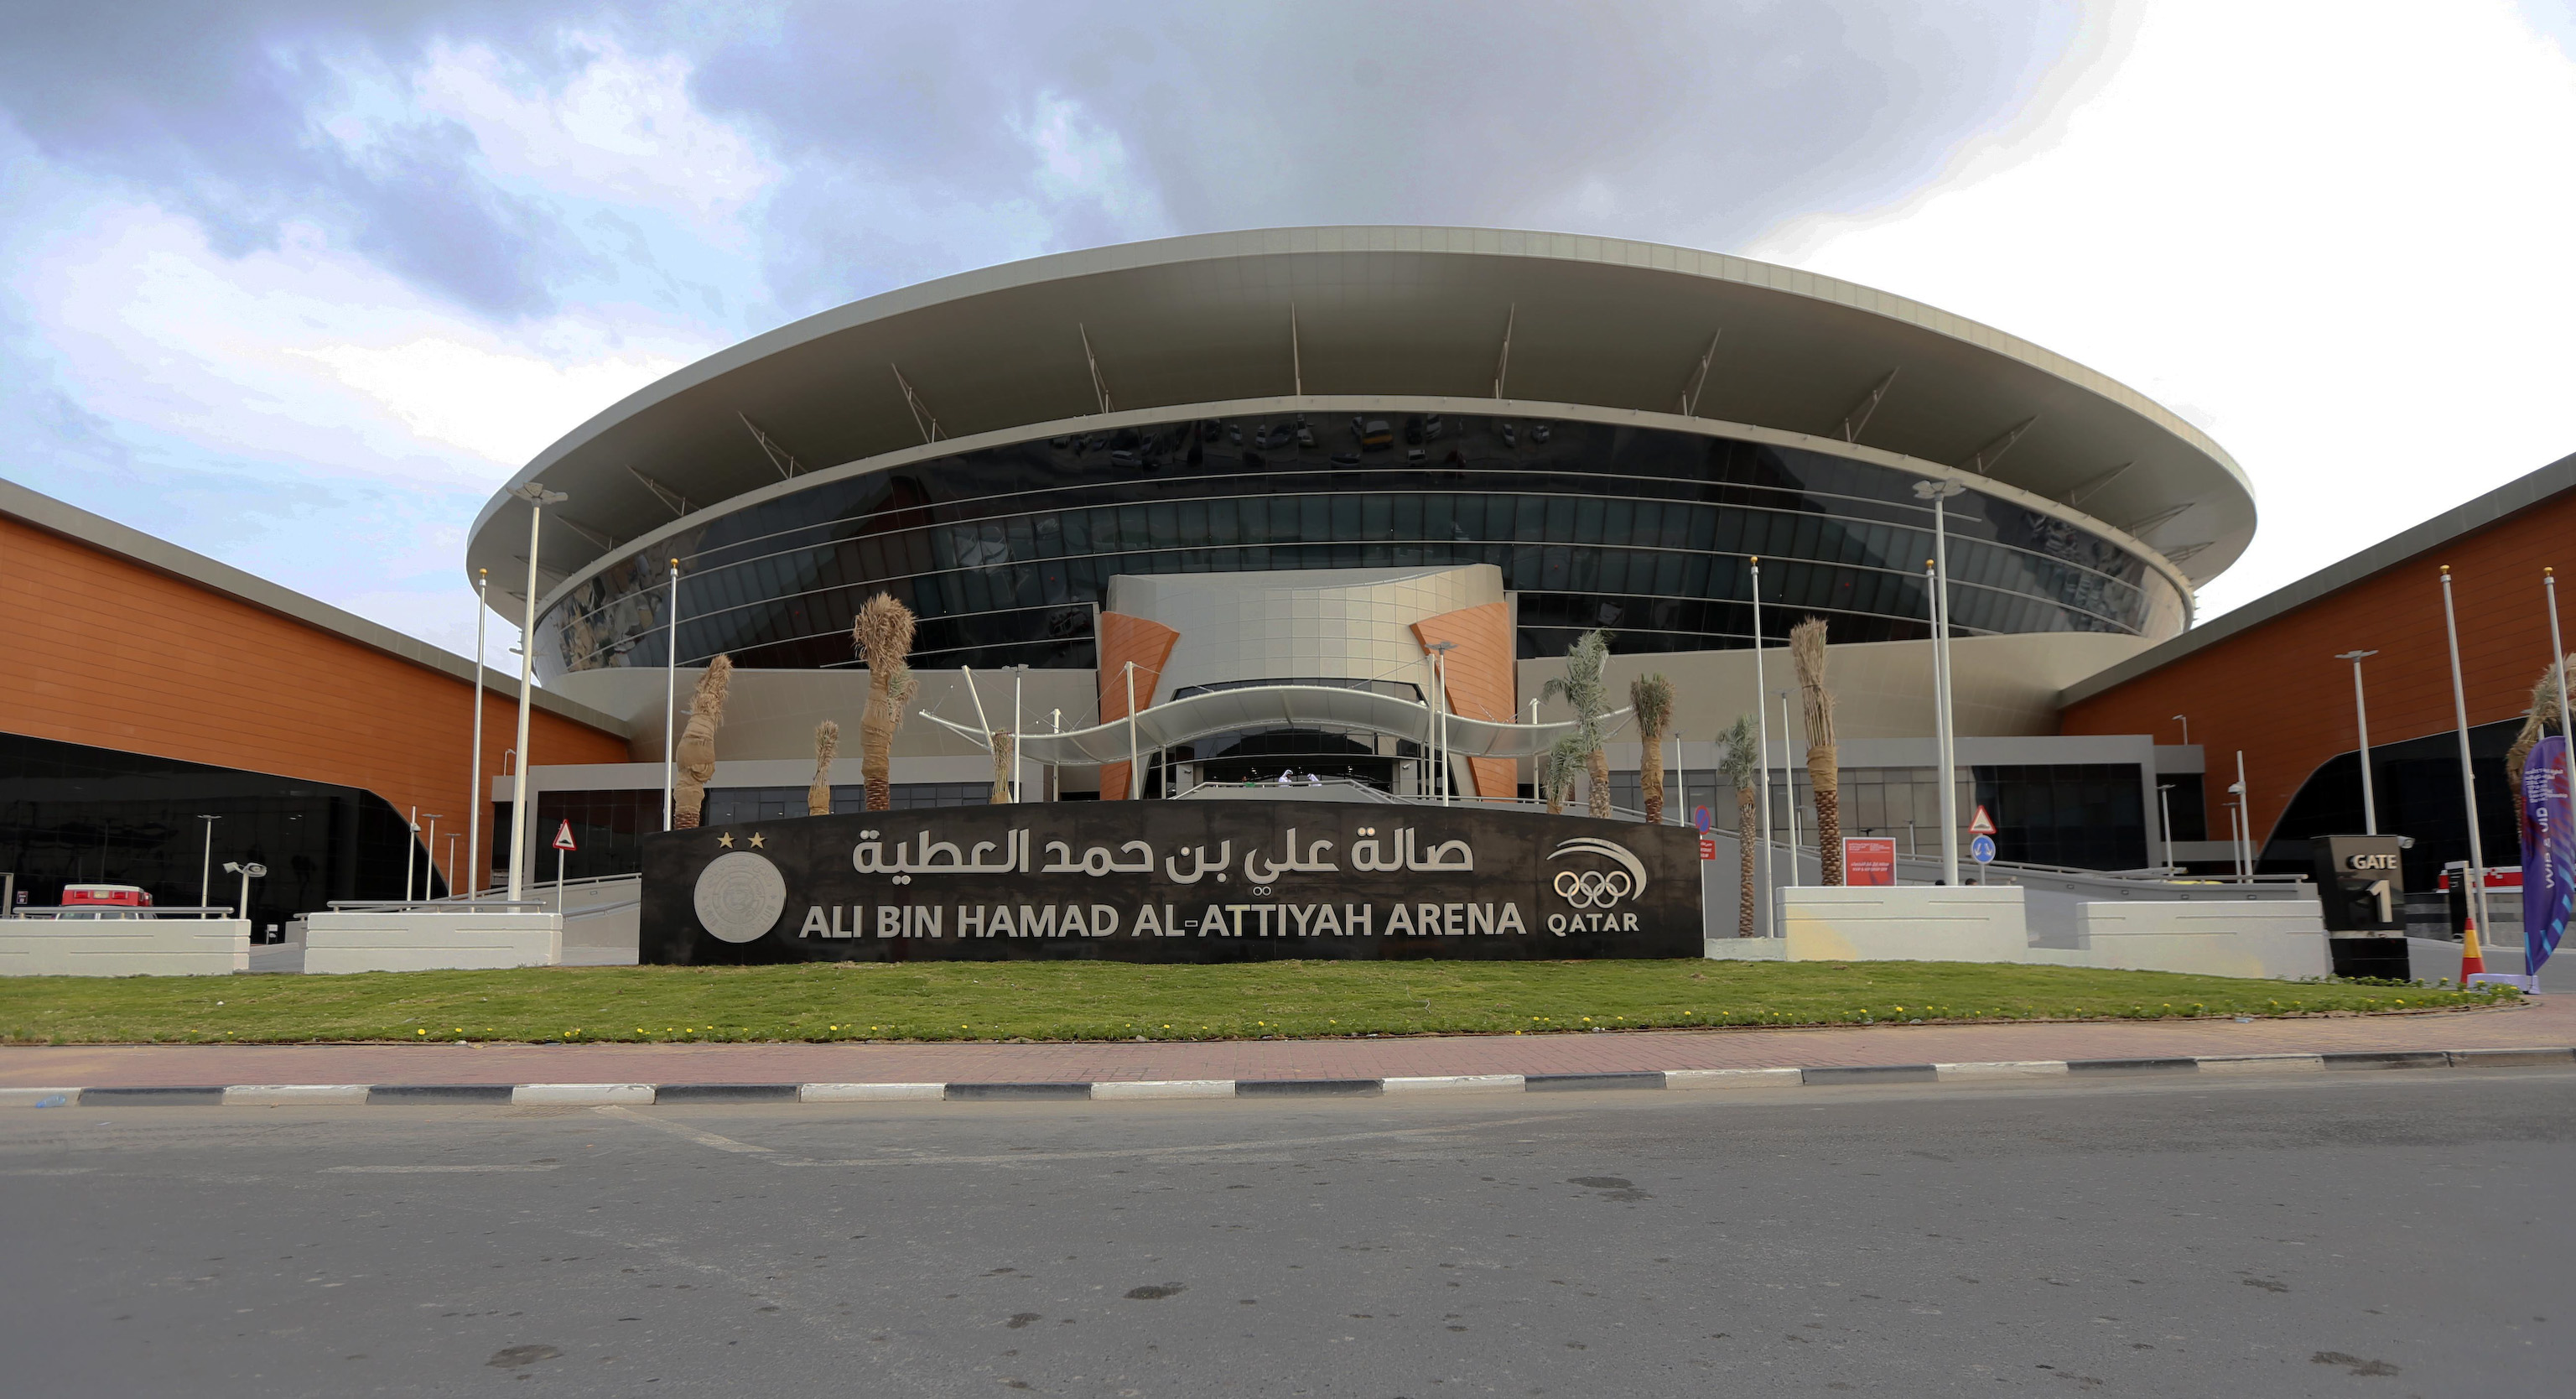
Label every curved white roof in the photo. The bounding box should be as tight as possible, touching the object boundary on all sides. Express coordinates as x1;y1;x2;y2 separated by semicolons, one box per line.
470;226;2253;609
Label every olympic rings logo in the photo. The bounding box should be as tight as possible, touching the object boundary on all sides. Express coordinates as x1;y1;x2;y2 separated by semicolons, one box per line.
1552;868;1634;909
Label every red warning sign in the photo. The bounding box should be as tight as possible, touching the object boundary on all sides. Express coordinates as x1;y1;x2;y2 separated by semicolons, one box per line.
552;819;579;852
1967;804;1997;835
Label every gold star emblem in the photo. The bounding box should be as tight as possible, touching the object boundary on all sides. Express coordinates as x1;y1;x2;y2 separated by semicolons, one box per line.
748;832;766;849
716;832;734;848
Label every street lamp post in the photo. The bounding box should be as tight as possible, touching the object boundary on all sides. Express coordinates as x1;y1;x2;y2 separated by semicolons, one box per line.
1779;688;1800;886
421;815;443;899
1426;640;1457;806
2334;649;2380;834
506;483;566;905
2157;783;2177;877
2174;715;2190;746
196;814;220;912
1913;479;1966;886
402;806;419;903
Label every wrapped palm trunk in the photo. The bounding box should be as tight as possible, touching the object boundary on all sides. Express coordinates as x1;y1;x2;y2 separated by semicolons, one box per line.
1790;618;1842;884
808;720;839;817
1715;715;1760;937
852;595;919;813
671;654;734;830
1630;673;1674;824
989;730;1014;804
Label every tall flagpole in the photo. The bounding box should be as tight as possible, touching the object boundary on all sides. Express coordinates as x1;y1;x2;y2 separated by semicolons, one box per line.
2544;568;2573;978
2439;565;2493;950
506;483;565;904
466;569;488;898
1749;558;1774;934
1916;480;1966;886
662;559;680;832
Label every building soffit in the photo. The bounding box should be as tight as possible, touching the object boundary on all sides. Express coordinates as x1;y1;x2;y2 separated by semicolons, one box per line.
467;228;2254;598
522;393;2201;638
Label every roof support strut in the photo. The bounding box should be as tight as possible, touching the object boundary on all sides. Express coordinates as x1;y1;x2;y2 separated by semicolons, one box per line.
1677;330;1722;416
2121;501;2194;537
1289;305;1303;396
2064;460;2134;508
1840;368;1899;443
627;466;692;518
1492;304;1515;399
736;414;805;479
1079;323;1113;413
1958;416;2038;475
891;365;942;444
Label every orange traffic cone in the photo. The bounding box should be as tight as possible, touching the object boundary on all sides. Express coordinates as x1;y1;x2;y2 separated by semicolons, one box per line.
2460;903;2487;984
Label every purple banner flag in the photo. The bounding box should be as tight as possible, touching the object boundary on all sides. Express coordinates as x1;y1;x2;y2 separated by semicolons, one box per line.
2518;735;2573;975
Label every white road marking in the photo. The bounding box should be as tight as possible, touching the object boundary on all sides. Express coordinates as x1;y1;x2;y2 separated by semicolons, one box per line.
322;1163;562;1173
591;1104;776;1153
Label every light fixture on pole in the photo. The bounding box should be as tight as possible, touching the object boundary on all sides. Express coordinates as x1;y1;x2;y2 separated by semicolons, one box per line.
402;806;419;903
196;814;220;912
1913;476;1966;886
2438;565;2495;946
221;861;264;920
2334;649;2380;834
2174;715;2190;746
1012;665;1027;804
444;831;460;897
506;482;566;905
1748;557;1774;928
467;568;489;900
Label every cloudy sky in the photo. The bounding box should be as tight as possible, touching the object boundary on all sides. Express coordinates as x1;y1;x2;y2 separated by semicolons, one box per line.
3;1;2570;672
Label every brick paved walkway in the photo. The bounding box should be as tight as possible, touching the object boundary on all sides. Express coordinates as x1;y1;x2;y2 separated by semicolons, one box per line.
2;994;2564;1088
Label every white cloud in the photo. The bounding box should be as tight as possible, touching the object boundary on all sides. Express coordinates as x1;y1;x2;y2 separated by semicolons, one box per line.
289;337;688;466
1747;0;2576;622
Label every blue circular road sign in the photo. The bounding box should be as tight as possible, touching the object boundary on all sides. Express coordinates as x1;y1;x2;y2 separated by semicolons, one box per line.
1970;834;1997;865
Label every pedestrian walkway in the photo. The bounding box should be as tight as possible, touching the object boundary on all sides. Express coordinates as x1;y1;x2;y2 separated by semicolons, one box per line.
3;992;2564;1089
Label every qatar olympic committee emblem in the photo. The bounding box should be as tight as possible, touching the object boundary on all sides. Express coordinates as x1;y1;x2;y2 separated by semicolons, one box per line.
694;850;787;943
1548;837;1648;911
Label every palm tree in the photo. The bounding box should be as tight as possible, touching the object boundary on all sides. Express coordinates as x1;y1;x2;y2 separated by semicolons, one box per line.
852;594;919;812
1542;629;1614;819
671;654;733;830
1543;735;1585;816
808;720;839;817
1716;715;1760;936
1630;673;1675;824
2506;654;2574;831
1789;617;1842;884
989;729;1015;805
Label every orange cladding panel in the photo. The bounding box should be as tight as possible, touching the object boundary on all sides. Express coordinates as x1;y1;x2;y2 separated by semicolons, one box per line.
1412;601;1519;798
2061;486;2576;845
1095;612;1180;800
0;516;629;856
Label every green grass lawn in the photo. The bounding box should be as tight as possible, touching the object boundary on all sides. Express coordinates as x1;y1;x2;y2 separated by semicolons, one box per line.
0;960;2515;1046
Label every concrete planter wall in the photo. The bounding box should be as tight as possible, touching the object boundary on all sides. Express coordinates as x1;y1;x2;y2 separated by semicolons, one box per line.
2076;900;2329;980
0;918;252;976
1780;887;2030;963
303;912;563;974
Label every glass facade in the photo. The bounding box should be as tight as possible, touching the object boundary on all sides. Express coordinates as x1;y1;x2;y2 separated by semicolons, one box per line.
2262;720;2521;889
0;731;433;934
537;413;2183;680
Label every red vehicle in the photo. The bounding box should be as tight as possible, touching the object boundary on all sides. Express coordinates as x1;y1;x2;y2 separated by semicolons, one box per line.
56;884;154;919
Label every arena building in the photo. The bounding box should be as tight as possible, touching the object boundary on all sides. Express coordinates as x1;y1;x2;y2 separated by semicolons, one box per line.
468;227;2257;879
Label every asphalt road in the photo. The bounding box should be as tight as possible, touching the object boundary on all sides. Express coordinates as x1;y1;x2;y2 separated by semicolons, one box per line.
2;1069;2568;1397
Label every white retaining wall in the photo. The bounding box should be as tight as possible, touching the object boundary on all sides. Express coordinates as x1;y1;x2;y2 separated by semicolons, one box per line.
2075;900;2330;980
1780;887;2030;963
0;918;252;976
303;912;563;974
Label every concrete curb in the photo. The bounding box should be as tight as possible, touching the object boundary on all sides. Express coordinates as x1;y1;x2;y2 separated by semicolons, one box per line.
5;1047;2569;1109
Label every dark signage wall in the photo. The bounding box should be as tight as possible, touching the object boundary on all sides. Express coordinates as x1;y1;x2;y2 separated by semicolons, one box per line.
642;801;1702;963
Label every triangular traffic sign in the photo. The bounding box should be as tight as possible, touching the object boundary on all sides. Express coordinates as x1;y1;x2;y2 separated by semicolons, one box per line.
552;819;579;852
1967;804;1997;835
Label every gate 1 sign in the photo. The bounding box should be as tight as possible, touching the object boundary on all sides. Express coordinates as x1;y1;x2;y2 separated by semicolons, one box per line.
641;801;1702;964
1841;837;1897;887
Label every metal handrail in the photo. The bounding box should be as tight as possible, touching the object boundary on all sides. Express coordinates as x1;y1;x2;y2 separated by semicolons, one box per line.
325;898;552;912
6;906;237;918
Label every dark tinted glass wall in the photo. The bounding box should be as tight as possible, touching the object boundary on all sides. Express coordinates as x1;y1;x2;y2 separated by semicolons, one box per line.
538;414;2183;679
0;731;433;931
2262;720;2521;889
